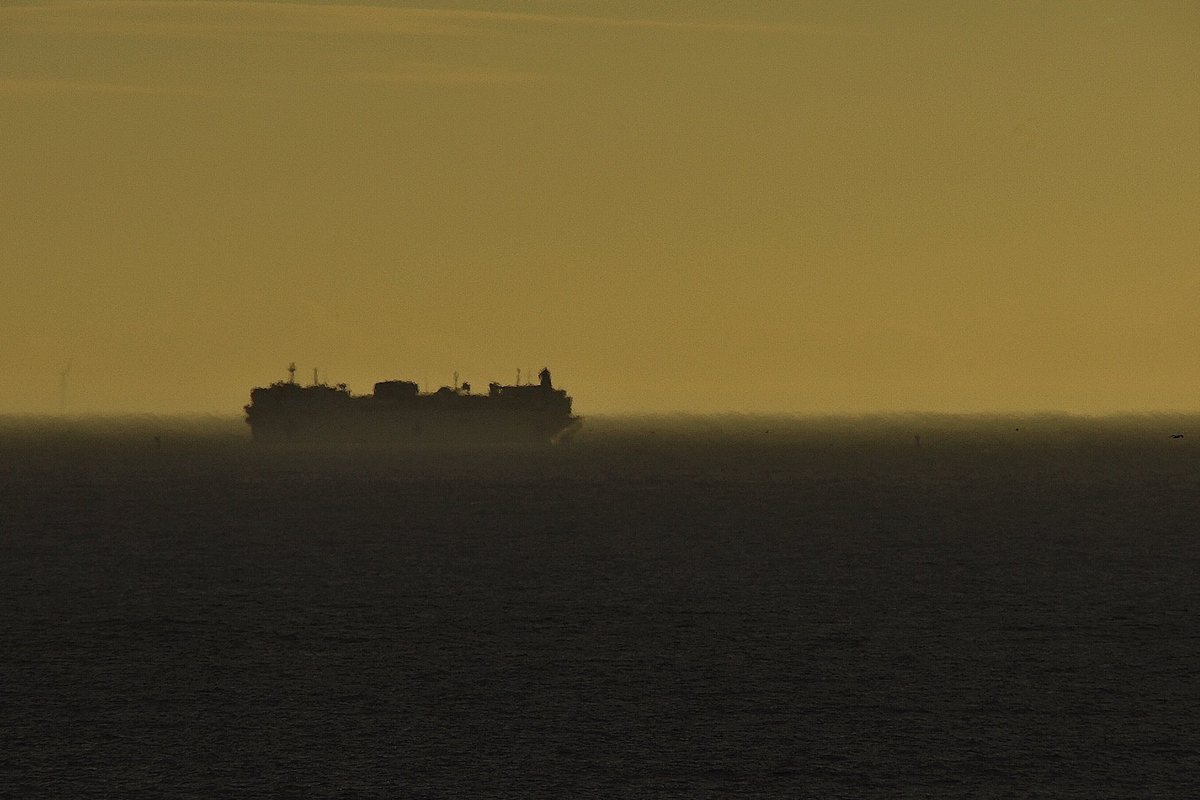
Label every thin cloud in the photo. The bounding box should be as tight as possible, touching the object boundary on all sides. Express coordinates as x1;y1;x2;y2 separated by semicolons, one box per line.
1;2;859;39
430;8;854;36
0;3;860;96
0;77;225;97
351;67;548;86
0;2;497;39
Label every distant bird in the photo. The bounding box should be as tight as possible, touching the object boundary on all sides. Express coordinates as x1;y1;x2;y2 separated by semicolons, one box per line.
1170;433;1184;439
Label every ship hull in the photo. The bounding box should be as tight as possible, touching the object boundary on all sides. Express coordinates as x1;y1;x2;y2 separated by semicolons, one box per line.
246;407;581;445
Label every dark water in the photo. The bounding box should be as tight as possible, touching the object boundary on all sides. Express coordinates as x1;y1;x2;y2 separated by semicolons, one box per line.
3;414;1198;797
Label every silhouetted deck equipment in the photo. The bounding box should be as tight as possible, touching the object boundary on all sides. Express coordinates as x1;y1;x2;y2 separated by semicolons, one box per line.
245;367;580;444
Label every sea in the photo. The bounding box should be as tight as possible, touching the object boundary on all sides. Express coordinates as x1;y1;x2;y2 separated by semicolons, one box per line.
2;413;1197;798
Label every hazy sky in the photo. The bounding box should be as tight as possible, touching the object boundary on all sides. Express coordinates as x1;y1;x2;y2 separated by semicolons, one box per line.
2;1;1197;413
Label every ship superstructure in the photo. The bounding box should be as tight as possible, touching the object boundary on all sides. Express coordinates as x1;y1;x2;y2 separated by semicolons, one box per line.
245;364;580;444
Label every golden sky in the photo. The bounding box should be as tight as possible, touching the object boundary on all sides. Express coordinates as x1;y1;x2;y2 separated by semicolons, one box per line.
2;1;1197;413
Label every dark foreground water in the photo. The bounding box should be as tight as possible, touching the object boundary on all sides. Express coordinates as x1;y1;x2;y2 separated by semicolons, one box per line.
2;414;1197;797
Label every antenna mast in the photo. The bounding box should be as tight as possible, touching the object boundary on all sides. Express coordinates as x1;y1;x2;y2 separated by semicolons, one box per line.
58;362;71;411
287;362;297;384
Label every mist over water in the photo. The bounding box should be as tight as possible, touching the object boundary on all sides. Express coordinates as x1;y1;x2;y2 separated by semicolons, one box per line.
3;415;1197;796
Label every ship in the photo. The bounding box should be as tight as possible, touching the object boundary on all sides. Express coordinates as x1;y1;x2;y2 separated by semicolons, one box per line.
244;364;581;444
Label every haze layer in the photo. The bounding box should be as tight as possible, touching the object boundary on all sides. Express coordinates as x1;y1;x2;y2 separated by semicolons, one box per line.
2;1;1196;412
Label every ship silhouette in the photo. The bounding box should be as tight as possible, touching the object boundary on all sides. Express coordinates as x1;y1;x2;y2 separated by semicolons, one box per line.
245;364;581;444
